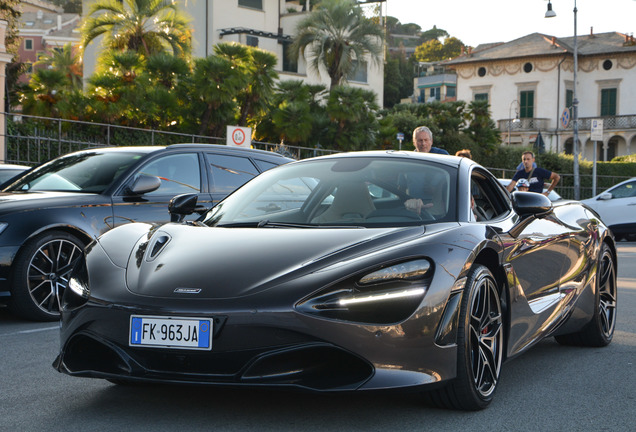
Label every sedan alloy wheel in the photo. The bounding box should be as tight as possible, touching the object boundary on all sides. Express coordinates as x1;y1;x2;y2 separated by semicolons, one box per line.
11;231;83;321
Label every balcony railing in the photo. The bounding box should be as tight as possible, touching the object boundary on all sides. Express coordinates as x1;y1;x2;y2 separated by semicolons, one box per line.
498;118;550;131
498;114;636;132
566;115;636;130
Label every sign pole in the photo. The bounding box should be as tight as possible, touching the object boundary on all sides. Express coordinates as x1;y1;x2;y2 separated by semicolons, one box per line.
396;132;404;150
590;119;603;197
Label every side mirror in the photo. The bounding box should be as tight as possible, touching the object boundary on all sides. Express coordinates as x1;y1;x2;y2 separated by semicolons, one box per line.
169;193;198;223
512;191;552;217
598;192;612;200
127;174;161;195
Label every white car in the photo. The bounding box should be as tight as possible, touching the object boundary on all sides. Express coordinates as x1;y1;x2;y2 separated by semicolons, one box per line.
582;177;636;241
0;163;29;186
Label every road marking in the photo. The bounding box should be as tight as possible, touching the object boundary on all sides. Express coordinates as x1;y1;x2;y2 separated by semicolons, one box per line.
0;325;58;337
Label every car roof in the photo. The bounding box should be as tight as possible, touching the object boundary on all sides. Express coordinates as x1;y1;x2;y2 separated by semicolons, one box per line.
57;144;293;162
291;150;465;168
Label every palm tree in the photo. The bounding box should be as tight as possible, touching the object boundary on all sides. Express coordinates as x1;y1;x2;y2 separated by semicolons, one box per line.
326;85;379;151
35;43;83;91
235;48;279;127
20;69;68;117
81;0;191;59
291;0;384;90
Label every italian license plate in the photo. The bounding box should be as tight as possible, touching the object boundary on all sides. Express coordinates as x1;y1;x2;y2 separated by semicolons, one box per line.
129;315;212;350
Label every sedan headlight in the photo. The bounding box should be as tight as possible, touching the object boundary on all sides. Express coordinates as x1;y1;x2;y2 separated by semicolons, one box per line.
296;259;432;324
62;256;90;310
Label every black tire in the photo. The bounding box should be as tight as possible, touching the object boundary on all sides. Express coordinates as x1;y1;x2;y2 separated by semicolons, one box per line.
555;243;617;347
424;265;504;410
10;231;84;321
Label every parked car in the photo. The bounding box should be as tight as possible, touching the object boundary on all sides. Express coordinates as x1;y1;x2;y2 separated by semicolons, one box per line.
0;144;292;321
54;151;616;410
498;178;563;201
0;163;30;186
582;177;636;241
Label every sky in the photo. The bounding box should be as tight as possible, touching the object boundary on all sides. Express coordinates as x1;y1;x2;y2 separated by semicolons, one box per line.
381;0;636;47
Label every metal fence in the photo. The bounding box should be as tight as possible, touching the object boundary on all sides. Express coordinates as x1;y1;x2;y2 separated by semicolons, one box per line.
1;113;339;166
2;113;631;200
487;167;631;200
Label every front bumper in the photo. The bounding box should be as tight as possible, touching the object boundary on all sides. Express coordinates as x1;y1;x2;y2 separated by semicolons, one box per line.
55;299;458;392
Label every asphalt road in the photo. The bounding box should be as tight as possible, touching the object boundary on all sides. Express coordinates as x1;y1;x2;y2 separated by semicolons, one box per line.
1;244;634;432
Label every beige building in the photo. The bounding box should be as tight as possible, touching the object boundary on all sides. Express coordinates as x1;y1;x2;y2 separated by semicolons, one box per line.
446;31;636;160
81;0;384;106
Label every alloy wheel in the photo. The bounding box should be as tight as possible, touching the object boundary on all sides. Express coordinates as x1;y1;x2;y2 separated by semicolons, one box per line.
598;249;617;339
468;276;503;398
27;238;82;316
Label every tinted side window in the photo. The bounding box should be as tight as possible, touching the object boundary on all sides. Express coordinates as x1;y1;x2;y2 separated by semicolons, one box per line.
471;170;511;221
254;159;280;172
207;153;259;194
138;153;201;196
611;181;636;198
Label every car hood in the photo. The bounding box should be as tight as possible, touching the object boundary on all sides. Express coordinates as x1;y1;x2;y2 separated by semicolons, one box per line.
124;223;445;299
0;191;98;212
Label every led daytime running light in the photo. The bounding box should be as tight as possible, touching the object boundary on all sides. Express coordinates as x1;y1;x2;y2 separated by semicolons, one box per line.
339;288;425;306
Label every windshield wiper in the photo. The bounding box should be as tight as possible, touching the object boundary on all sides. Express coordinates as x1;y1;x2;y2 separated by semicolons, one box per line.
257;220;316;228
258;220;365;229
216;220;366;229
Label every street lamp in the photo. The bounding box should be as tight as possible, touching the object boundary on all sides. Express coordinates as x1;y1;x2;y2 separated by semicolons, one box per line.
546;0;580;200
508;99;520;146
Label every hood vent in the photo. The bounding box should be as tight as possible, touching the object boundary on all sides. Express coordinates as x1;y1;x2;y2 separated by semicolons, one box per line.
146;233;171;261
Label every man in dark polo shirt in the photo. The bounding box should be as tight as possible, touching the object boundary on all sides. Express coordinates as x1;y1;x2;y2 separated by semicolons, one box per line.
507;151;560;196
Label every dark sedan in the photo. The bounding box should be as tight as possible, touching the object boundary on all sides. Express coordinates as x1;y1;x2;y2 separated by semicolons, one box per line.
0;144;292;320
55;151;617;410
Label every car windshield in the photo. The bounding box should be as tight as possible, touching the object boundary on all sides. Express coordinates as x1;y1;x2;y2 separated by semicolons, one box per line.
203;157;457;228
4;151;146;193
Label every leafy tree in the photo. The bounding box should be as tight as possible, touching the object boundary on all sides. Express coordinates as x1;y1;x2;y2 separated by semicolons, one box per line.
465;99;500;156
141;52;190;129
325;86;379;151
86;50;146;124
415;35;464;62
256;80;327;146
419;26;449;43
35;43;83;91
401;23;423;36
19;69;68;117
292;0;384;89
81;0;192;59
50;0;82;13
186;55;242;137
383;58;402;108
441;37;464;60
213;43;279;129
1;0;25;111
415;39;444;62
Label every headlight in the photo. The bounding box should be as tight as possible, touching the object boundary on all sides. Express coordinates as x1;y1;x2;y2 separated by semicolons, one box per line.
359;259;431;284
68;276;89;299
62;256;89;310
296;259;432;324
0;222;8;236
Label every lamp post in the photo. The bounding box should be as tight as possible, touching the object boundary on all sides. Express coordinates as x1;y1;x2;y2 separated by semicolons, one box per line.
546;0;580;200
508;99;520;146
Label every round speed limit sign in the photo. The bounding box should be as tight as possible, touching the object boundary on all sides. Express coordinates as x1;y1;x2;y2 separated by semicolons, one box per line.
232;128;246;146
226;126;251;148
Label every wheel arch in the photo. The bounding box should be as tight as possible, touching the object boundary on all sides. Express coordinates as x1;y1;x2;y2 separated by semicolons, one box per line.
9;225;94;290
